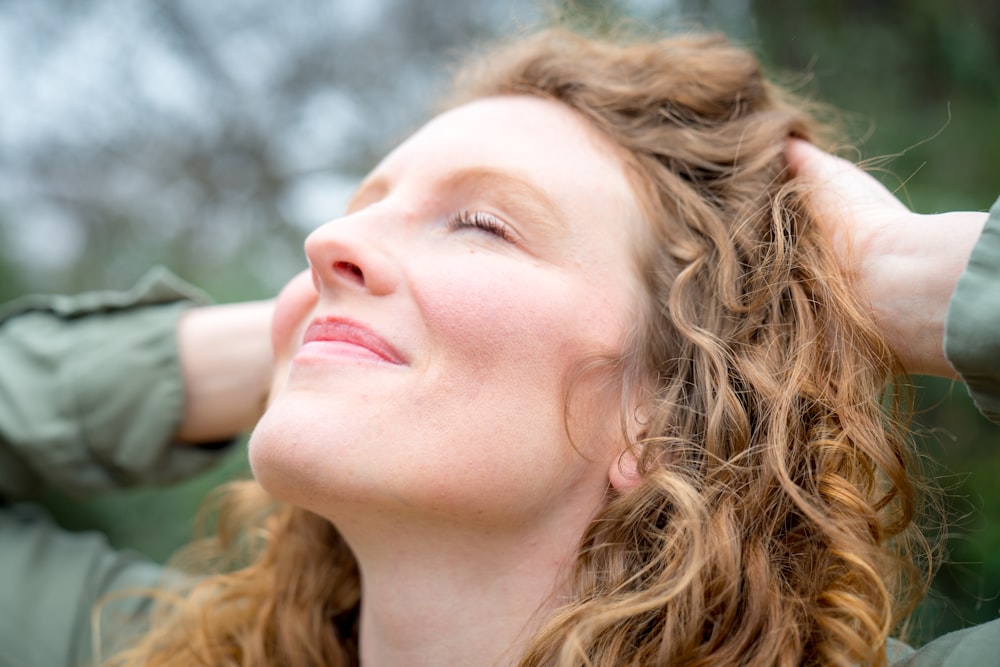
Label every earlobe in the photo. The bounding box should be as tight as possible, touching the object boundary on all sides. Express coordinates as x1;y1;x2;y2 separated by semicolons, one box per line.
610;397;649;491
609;446;642;492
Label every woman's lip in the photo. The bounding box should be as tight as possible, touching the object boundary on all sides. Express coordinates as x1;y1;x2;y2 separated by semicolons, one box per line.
299;317;406;365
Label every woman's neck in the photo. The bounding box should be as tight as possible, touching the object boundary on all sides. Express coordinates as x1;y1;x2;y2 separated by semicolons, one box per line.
332;502;601;666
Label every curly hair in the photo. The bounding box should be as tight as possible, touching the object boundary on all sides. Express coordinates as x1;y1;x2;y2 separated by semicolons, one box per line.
103;28;931;667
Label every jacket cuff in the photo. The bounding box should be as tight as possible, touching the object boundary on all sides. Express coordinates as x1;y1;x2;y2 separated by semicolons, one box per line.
944;197;1000;424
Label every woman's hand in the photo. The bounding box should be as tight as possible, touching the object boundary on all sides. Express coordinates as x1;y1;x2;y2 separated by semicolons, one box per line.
176;300;275;444
786;139;987;377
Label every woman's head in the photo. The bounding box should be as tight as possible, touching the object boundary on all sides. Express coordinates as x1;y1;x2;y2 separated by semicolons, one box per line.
251;32;822;525
109;28;927;667
251;92;647;532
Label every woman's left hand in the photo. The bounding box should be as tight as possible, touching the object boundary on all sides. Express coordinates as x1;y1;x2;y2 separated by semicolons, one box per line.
785;139;987;377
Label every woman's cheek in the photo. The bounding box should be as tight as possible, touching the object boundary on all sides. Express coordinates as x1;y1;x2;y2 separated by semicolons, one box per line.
414;260;577;365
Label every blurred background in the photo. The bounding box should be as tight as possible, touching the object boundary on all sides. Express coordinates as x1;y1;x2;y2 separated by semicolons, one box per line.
1;0;997;645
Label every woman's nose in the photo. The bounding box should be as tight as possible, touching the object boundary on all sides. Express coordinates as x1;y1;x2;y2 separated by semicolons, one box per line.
303;214;401;297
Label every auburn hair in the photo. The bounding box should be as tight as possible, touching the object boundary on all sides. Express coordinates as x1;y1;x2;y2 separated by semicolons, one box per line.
104;28;931;667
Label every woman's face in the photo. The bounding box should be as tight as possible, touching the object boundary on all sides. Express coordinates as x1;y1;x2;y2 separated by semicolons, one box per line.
249;95;644;529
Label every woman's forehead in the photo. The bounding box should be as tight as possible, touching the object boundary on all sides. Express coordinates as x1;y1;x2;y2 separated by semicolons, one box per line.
367;96;644;233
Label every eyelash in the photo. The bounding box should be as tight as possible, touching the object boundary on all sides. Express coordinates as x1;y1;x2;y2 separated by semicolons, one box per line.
446;210;516;244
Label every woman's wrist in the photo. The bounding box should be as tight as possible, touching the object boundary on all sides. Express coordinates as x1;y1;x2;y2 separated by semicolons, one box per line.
176;300;275;444
864;210;988;377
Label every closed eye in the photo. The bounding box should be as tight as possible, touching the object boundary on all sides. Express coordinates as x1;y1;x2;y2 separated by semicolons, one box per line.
446;210;516;244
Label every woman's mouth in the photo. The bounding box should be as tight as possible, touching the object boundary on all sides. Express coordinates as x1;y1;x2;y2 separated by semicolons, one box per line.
296;317;406;365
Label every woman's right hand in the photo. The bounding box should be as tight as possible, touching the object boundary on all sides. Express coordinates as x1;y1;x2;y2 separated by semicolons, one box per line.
176;299;276;443
786;139;987;377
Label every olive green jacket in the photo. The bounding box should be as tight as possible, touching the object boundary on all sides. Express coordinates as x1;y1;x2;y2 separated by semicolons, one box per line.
0;269;230;666
2;199;1000;665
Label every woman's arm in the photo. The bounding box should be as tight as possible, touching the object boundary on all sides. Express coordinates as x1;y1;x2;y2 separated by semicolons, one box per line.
0;503;167;667
175;300;273;444
785;140;989;378
0;271;272;665
0;269;272;498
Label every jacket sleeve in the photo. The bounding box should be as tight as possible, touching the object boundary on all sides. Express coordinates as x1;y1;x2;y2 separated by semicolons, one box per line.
944;196;1000;424
893;617;1000;666
0;503;167;667
0;268;233;500
0;269;228;666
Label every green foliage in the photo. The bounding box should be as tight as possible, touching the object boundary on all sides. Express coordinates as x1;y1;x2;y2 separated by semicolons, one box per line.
753;0;1000;211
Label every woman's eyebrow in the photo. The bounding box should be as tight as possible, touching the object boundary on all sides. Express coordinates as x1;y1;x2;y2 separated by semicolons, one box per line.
441;167;567;235
346;166;567;236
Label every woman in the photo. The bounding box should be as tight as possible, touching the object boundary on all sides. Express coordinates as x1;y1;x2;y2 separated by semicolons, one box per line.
1;28;997;666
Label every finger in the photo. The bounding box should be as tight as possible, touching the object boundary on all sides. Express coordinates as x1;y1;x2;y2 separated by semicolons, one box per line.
786;139;907;212
785;138;853;179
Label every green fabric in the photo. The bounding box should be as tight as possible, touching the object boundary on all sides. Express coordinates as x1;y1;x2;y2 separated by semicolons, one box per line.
0;504;166;667
0;268;222;500
945;196;1000;423
895;618;1000;666
0;269;228;666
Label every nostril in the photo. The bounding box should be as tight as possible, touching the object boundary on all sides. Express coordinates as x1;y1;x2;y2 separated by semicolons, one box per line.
334;261;364;284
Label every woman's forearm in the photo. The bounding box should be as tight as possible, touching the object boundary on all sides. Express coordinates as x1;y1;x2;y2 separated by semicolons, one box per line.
862;210;987;377
176;300;274;444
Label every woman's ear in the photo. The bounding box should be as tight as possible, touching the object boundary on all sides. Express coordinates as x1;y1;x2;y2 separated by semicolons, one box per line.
609;445;642;492
609;377;650;492
610;403;648;492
